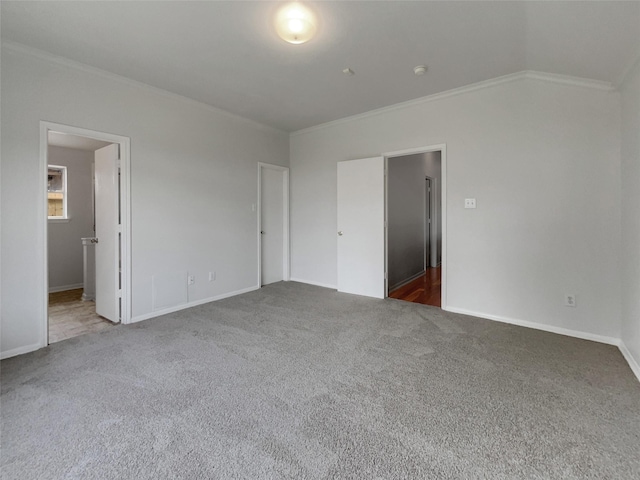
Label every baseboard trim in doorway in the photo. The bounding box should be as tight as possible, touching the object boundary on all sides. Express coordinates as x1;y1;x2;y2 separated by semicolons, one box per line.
619;341;640;383
130;285;260;324
289;278;338;290
1;342;42;360
48;283;83;293
389;270;426;293
444;306;620;346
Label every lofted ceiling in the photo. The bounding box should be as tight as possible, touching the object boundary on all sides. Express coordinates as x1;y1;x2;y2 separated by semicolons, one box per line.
2;1;639;132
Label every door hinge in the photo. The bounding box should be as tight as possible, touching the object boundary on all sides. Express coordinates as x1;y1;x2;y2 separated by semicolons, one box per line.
117;289;122;298
117;224;122;233
385;272;388;279
117;144;121;160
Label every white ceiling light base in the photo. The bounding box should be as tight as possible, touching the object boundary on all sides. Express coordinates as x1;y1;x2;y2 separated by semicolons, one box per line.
414;65;428;76
275;2;318;44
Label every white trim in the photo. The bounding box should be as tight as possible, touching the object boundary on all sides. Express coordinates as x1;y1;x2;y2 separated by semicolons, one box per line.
424;175;434;269
41;121;132;352
384;158;389;296
0;342;43;360
389;270;426;293
289;278;337;290
130;285;260;323
3;41;284;136
384;144;447;310
48;283;84;294
47;164;68;219
619;341;640;383
291;71;614;137
525;71;613;91
444;306;620;346
257;163;290;287
384;144;447;159
40;124;49;348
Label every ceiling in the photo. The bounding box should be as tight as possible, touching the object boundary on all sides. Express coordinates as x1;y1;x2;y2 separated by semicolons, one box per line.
48;131;111;151
2;1;639;132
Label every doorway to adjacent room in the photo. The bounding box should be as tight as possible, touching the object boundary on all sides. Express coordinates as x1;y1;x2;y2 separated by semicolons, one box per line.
335;144;446;308
41;122;131;345
386;150;443;307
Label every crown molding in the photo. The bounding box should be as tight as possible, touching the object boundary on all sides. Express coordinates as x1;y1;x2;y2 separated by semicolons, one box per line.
1;41;617;138
525;70;613;91
291;70;615;137
1;41;287;136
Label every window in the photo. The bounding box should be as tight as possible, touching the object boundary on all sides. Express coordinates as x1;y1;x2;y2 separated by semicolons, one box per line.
48;165;67;220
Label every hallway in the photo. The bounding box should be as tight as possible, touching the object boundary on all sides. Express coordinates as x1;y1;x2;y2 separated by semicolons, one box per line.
388;267;441;307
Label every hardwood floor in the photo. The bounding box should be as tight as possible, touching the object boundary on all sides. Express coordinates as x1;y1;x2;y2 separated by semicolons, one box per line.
49;289;115;343
388;267;441;307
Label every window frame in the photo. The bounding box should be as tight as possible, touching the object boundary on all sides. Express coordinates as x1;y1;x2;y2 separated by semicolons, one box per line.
47;164;68;221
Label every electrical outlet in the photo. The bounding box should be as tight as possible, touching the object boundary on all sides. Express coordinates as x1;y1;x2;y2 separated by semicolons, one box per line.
464;198;476;209
564;294;576;307
209;271;216;282
188;275;195;285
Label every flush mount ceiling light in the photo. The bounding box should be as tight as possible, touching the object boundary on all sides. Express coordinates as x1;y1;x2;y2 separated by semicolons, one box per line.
275;2;317;44
414;65;428;76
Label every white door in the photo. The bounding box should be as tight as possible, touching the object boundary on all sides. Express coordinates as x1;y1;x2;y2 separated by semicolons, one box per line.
261;166;285;285
94;144;119;322
337;157;386;298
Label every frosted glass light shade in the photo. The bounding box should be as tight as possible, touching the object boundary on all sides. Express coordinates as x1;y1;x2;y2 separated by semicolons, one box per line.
275;2;317;44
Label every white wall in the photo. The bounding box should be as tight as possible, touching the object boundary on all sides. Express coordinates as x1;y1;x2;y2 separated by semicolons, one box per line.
620;58;640;374
290;75;621;341
1;46;289;358
423;151;442;265
387;154;425;289
47;146;95;290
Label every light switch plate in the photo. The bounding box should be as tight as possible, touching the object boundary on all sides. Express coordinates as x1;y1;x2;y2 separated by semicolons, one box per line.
465;198;476;209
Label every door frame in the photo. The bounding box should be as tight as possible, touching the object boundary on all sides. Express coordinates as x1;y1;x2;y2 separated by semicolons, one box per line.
425;176;433;270
40;121;132;346
257;162;290;286
384;144;447;309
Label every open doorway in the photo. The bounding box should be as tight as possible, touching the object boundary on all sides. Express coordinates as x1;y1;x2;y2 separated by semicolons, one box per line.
386;150;443;307
42;122;131;345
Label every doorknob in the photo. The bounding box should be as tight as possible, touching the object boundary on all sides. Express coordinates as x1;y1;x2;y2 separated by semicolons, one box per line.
91;238;99;244
338;231;343;236
261;231;265;235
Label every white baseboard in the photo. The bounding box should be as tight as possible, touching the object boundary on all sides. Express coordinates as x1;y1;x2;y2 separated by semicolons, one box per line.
289;277;338;290
389;270;425;292
130;285;260;324
443;306;620;346
1;342;42;360
48;283;83;293
619;341;640;383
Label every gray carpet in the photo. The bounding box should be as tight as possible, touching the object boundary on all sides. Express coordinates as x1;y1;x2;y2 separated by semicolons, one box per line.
1;282;639;479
